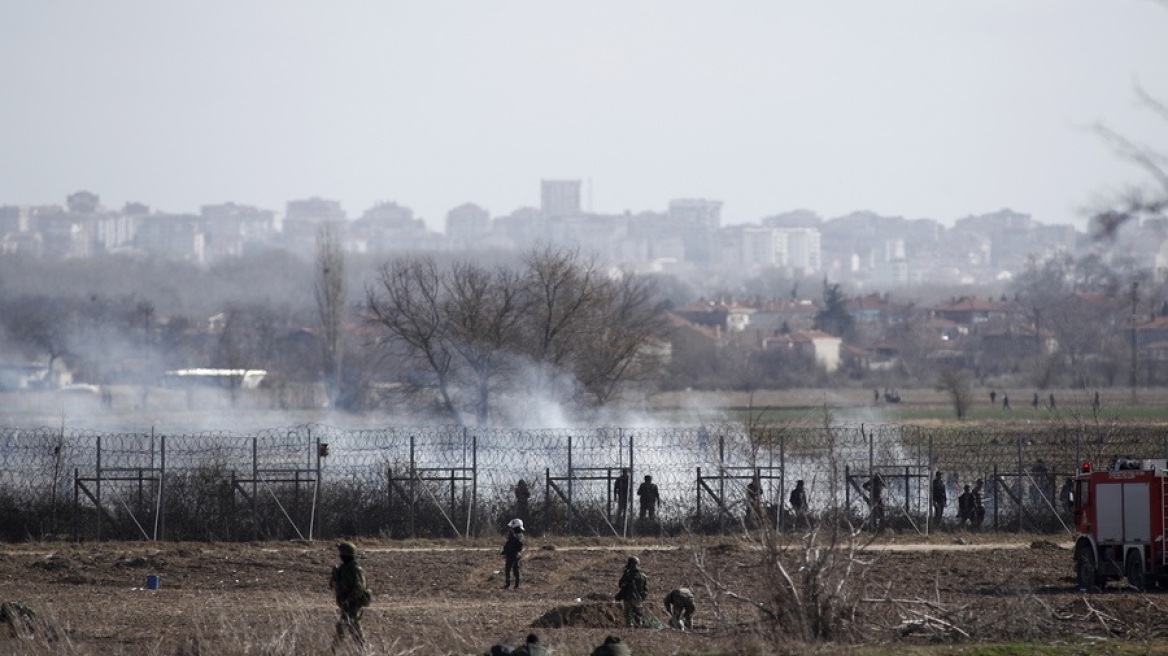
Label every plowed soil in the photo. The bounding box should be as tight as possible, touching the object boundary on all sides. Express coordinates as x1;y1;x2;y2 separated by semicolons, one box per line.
1;532;1166;655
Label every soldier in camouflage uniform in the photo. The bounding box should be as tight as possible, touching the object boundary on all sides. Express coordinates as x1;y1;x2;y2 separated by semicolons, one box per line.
615;557;649;628
330;541;371;647
664;587;695;630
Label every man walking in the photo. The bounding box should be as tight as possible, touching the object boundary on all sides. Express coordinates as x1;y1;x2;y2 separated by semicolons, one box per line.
330;541;371;648
615;557;649;628
614;468;630;523
789;479;809;528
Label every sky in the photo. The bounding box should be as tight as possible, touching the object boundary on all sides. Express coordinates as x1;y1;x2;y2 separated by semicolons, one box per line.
2;1;1167;231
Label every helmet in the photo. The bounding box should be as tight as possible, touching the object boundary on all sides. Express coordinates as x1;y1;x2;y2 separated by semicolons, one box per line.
627;556;639;567
508;518;524;530
336;541;356;557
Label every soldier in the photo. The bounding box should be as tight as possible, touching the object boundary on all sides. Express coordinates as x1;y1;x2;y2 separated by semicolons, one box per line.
931;471;947;528
637;475;659;520
513;633;549;656
663;587;695;630
502;518;525;589
789;479;809;527
330;540;371;648
615;556;649;628
591;635;632;656
614;468;630;523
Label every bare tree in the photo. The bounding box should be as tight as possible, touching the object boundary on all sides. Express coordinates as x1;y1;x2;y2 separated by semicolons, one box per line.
936;367;974;420
443;262;525;426
365;257;462;424
364;248;668;425
315;223;346;408
1091;85;1168;239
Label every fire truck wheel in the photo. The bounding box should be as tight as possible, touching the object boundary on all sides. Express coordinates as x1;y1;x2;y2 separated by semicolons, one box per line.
1074;544;1097;591
1124;550;1145;591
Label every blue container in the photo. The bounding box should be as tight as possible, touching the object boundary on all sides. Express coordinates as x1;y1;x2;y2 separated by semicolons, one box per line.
146;574;160;590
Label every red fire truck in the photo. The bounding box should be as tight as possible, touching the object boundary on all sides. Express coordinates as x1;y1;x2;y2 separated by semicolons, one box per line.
1073;458;1168;591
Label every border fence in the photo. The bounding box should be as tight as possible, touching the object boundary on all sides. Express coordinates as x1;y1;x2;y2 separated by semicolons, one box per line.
1;422;1165;542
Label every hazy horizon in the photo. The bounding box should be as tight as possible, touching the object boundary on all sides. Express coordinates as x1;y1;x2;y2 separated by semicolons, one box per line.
3;1;1167;231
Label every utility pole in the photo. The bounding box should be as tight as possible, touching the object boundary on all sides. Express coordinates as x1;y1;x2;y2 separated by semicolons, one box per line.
1130;281;1139;403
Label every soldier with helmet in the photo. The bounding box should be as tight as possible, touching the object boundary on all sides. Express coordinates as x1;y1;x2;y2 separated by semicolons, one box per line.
615;556;649;627
664;587;695;630
502;518;525;589
330;540;371;647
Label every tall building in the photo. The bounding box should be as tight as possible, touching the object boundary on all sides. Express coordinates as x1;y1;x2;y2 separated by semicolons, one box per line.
670;198;722;266
541;180;581;217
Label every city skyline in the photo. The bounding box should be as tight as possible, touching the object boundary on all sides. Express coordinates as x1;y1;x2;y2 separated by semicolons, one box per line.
2;2;1167;231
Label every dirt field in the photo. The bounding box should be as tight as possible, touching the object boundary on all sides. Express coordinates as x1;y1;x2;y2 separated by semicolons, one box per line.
4;531;1168;656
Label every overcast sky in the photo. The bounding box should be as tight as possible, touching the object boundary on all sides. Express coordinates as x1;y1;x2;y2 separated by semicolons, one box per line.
2;1;1167;230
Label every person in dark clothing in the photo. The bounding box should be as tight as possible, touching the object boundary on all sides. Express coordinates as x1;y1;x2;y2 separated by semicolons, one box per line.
931;471;947;528
989;390;997;405
515;479;530;520
1002;393;1010;410
513;633;550;656
956;484;974;528
330;541;371;647
789;479;809;527
971;479;986;529
615;556;649;627
1059;477;1074;514
591;635;632;656
502;518;525;589
614;468;630;522
637;475;659;520
863;472;886;531
1032;392;1039;409
745;473;762;526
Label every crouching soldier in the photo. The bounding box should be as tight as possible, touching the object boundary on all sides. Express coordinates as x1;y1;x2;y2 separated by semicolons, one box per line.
615;557;649;628
664;587;695;630
330;541;372;647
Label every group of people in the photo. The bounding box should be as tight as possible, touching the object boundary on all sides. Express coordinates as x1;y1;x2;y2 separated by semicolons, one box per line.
616;555;696;631
930;470;987;530
613;469;660;521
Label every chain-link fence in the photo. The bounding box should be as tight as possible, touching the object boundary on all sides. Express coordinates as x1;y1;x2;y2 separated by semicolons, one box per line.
1;422;1164;542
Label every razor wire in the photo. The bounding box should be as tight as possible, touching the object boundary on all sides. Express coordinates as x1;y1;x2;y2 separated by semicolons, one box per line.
1;422;1166;541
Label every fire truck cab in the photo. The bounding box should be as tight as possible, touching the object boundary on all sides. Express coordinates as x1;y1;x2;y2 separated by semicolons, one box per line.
1073;458;1168;591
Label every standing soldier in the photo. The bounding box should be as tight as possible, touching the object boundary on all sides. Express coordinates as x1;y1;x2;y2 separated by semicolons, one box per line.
502;518;525;589
663;587;695;630
789;479;809;528
931;471;947;529
615;557;649;628
330;541;371;648
614;468;630;523
637;475;660;520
